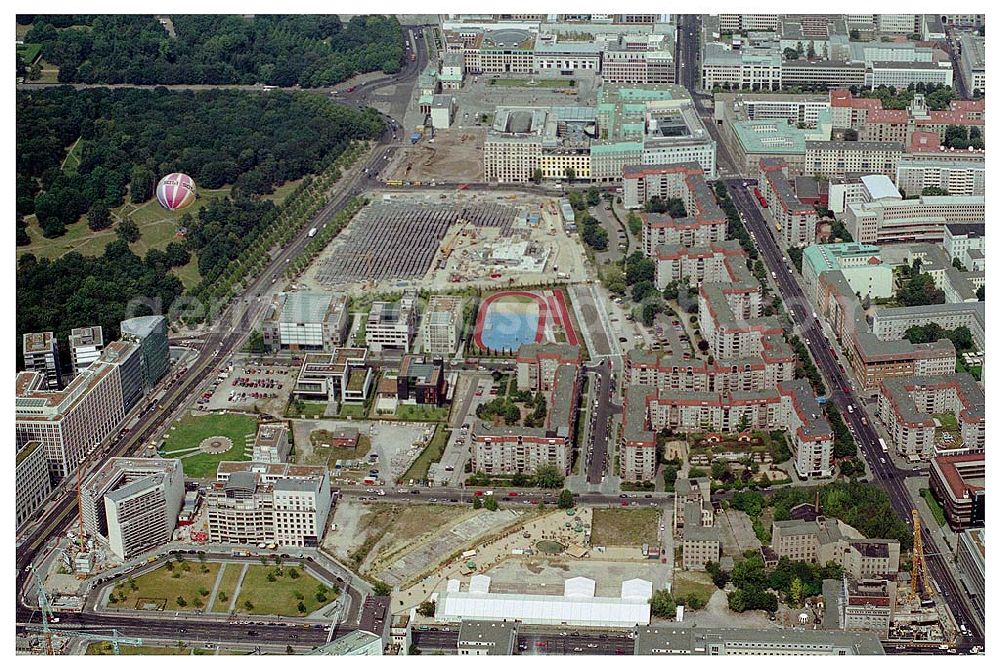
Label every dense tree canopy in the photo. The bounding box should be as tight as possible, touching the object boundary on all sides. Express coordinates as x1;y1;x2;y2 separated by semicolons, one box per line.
17;245;184;366
23;15;403;86
17;86;382;235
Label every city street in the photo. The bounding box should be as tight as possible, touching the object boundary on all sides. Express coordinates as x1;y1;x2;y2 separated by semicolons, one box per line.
725;178;982;648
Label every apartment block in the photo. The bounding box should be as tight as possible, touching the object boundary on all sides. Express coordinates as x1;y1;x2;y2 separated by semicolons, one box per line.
516;343;582;391
366;293;418;353
473;362;580;477
804;140;904;180
16;440;52;529
22;331;62;389
68;326;105;376
621;379;832;480
816;270;956;393
928;452;984;528
895;158;985;198
208;462;332;547
262;291;350;352
757;157;818;248
81;458;184;559
652;240;746;290
421;296;464;356
877;373;984;457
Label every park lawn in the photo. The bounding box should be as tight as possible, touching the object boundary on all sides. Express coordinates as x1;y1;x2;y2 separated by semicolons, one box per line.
36;59;60;83
671;570;717;606
235;565;334;617
305;432;371;467
210;563;244;613
108;561;221;612
60;137;81;174
920;488;947;527
16;188;227;262
400;425;448;483
590;508;660;546
262;178;303;206
172;260;203;290
395;404;449;421
159;411;257;478
160;412;258;453
17;43;42;63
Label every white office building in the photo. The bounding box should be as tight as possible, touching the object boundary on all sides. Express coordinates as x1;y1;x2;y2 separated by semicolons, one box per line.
81;458;185;560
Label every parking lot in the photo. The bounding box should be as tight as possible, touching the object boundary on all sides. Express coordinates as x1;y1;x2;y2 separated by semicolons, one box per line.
433;374;495;486
200;361;296;417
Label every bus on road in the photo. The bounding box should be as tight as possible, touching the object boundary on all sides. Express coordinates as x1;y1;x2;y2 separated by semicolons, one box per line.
879;438;888;454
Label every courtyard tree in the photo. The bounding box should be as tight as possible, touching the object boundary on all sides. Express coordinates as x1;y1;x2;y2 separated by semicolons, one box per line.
557;489;574;509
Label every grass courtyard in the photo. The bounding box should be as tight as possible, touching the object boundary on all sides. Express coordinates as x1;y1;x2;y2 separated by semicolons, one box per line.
590;508;660;546
395;404;450;422
209;562;245;613
107;560;221;612
234;565;335;617
158;411;258;478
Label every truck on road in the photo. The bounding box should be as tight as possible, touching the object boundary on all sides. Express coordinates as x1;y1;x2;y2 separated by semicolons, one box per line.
308;227;318;238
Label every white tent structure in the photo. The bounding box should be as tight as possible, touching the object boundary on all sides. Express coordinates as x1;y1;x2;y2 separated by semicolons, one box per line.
469;575;492;594
564;577;596;598
620;578;654;602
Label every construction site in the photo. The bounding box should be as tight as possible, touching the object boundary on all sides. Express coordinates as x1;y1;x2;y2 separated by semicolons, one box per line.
298;191;591;295
880;510;962;650
392;127;485;183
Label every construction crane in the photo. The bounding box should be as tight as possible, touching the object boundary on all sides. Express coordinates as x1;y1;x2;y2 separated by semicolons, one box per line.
33;579;142;655
910;509;932;601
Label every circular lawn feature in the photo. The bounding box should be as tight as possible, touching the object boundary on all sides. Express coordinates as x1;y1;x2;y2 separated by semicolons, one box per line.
198;436;234;455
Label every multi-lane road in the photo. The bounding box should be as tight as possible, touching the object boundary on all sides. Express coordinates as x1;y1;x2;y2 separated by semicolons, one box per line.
725;178;982;649
15;40;424;628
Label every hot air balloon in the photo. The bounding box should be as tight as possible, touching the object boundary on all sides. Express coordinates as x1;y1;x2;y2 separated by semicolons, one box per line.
156;173;197;211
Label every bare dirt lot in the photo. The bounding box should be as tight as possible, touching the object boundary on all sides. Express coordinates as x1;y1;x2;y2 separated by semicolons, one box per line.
392;128;485;182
